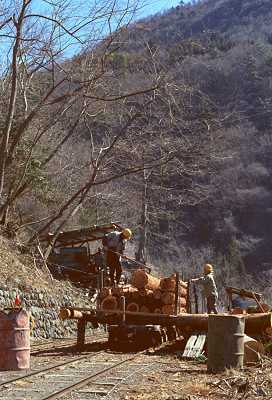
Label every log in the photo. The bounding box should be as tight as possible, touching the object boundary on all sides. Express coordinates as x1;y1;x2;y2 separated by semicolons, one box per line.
93;311;272;334
244;335;265;364
132;269;160;290
99;287;111;299
128;286;138;294
130;290;140;302
180;280;188;289
59;307;272;336
179;297;187;309
138;289;150;296
147;290;155;300
162;303;186;314
139;295;157;308
162;305;175;314
178;287;188;298
161;291;176;305
74;310;210;330
160;290;187;306
59;309;84;320
162;301;187;314
126;302;140;312
101;295;118;311
59;308;71;320
153;289;162;300
140;305;150;313
160;275;176;291
160;276;188;291
126;287;138;302
111;287;123;297
71;309;85;319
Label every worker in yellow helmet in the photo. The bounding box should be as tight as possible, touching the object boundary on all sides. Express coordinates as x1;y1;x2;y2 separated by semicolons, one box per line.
191;264;218;314
103;228;132;285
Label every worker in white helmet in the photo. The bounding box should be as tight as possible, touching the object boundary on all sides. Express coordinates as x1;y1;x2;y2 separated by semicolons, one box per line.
103;228;132;286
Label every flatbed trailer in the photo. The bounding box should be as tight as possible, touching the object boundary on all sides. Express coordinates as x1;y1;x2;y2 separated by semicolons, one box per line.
59;307;272;349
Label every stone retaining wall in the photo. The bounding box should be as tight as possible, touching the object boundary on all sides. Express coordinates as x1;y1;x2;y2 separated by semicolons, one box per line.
0;284;93;339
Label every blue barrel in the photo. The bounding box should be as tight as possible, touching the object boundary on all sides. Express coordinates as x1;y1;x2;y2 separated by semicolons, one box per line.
0;309;30;370
208;314;245;372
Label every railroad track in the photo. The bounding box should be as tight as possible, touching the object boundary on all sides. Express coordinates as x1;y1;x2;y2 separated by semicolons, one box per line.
30;332;107;355
0;348;156;400
0;327;179;399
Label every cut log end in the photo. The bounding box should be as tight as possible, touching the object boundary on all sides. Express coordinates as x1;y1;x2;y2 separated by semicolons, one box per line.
132;269;160;290
101;295;118;311
126;302;140;312
59;308;71;320
140;305;150;313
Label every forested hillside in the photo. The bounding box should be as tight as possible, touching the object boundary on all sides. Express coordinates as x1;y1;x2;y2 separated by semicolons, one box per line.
0;0;272;296
125;0;272;284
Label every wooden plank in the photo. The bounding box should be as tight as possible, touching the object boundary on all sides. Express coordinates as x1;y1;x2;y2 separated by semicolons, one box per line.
190;334;206;358
183;334;206;359
183;335;197;358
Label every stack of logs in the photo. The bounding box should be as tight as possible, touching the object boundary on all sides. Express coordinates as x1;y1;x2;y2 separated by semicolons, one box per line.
99;269;188;314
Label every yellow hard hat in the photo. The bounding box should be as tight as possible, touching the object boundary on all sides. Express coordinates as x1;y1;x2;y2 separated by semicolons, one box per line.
204;263;213;274
122;228;132;239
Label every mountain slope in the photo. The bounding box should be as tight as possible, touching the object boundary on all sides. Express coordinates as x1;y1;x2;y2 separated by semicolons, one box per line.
131;0;272;46
1;0;272;293
122;0;272;279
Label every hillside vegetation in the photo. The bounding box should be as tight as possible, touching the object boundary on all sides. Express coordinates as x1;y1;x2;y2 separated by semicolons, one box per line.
0;0;272;298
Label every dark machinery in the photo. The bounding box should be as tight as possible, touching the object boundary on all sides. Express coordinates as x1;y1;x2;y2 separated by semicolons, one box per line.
39;223;123;288
108;324;164;350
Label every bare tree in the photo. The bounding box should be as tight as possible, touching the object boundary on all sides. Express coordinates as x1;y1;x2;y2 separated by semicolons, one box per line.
0;0;156;225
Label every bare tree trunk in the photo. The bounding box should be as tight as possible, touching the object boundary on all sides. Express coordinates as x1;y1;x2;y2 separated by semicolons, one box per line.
0;99;81;222
0;0;30;198
29;169;98;244
136;162;148;264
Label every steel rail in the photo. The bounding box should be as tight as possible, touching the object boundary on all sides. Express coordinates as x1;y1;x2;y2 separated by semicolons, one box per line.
40;337;176;400
1;333;180;399
30;333;107;353
0;349;104;388
31;337;80;349
104;361;155;399
40;352;143;400
31;332;105;346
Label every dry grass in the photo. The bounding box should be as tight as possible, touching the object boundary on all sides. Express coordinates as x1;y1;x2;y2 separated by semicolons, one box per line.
0;233;89;303
119;356;272;400
0;234;40;286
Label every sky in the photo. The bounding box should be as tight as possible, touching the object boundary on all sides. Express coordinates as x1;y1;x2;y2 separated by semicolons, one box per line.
138;0;185;17
0;0;190;70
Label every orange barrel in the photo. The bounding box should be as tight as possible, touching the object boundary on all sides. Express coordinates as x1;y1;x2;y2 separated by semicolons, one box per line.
0;309;30;370
208;314;245;373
